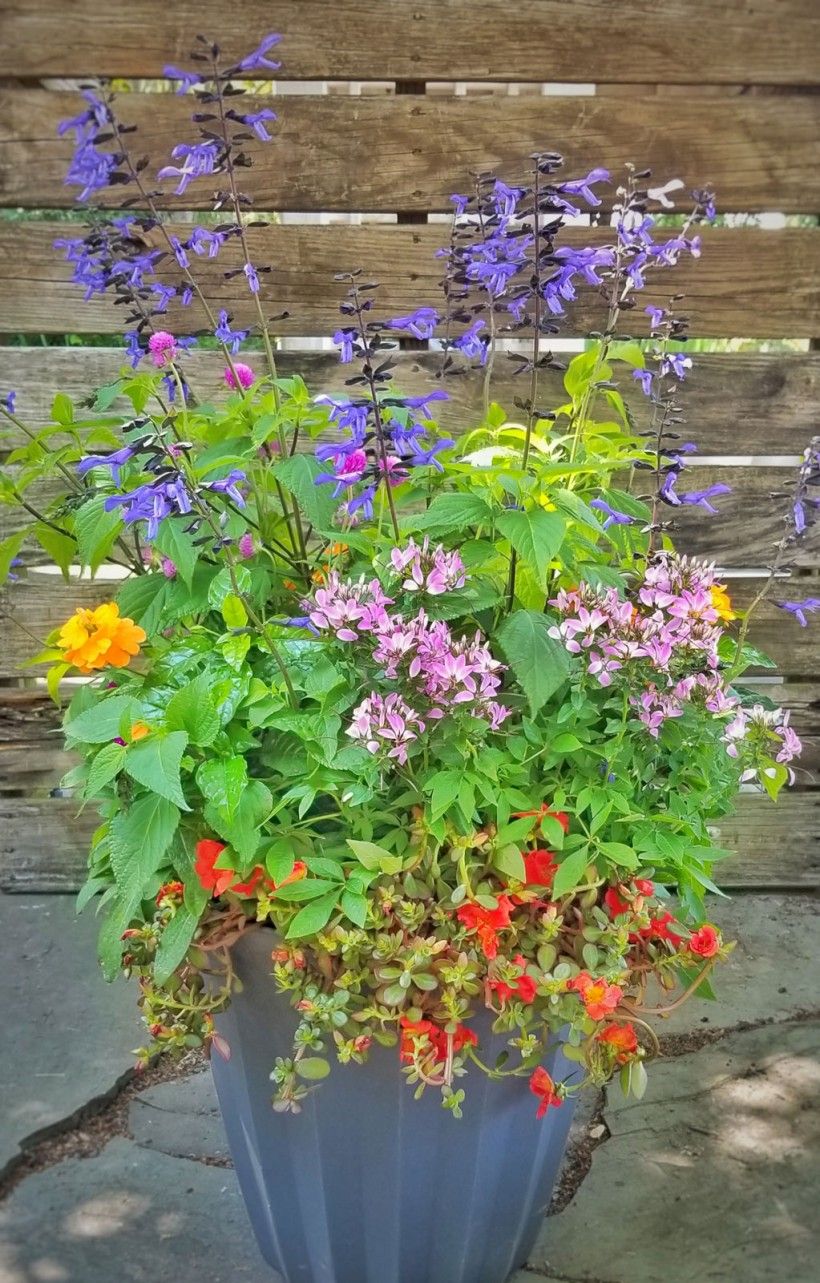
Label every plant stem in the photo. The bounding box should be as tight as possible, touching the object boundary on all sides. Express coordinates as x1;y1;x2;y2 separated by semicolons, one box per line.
348;281;401;544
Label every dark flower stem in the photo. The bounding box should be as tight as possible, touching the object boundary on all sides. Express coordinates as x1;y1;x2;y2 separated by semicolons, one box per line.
348;281;402;544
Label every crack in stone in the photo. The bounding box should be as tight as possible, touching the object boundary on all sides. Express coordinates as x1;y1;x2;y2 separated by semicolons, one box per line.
0;1051;205;1201
521;1262;624;1283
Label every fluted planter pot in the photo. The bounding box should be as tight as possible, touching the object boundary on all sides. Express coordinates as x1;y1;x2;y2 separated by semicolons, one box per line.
211;927;579;1283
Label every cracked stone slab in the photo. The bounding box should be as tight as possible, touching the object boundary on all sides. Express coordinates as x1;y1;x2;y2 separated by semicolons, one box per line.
529;1019;820;1283
0;1137;278;1283
129;1071;230;1164
0;894;141;1174
654;894;819;1037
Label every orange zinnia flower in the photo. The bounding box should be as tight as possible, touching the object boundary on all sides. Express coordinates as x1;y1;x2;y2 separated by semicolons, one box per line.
709;584;736;621
58;602;146;674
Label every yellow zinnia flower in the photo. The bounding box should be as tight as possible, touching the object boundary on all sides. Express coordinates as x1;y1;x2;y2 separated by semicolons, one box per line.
710;584;736;622
57;602;146;674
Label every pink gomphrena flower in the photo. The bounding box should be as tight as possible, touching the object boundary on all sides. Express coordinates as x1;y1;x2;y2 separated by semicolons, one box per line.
389;538;467;596
148;331;178;367
346;692;425;765
238;532;255;559
306;572;392;641
225;362;255;391
161;558;177;579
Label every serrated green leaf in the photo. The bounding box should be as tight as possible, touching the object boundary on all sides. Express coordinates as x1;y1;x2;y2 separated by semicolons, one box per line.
207;565;251;610
116;573;169;635
73;495;124;573
0;530;26;587
273;454;338;530
165;675;220;746
34;523;76;579
196;755;247;820
204;778;272;862
497;508;565;589
153;519;199;588
496;610;570;715
125;731;190;810
84;741;126;799
109;794;180;895
403;492;494;537
65;694;138;744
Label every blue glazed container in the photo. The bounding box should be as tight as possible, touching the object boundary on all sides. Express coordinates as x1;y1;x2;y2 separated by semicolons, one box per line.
212;927;578;1283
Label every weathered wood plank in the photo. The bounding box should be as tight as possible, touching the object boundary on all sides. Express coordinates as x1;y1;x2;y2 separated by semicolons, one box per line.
3;90;818;213
2;349;819;456
1;790;815;893
1;1;817;84
1;224;818;338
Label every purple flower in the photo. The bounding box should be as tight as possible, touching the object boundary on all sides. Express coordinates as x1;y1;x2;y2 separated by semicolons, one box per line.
450;193;469;218
633;368;654;397
347;691;425;766
645;305;667;331
158;141;221;196
237;33;282;73
557;167;610;208
161;558;177;579
681;483;731;514
77;444;136;484
793;500;806;535
396;390;450;419
244;262;260;294
169;236;189;270
240;109;277;142
775;598;820;628
238;532;255;559
316;448;370;495
405;436;454;472
204;469;247;506
590;498;635;529
215;310;249;354
390;539;466;596
333;329;356;364
188;227;226;259
493;180;522;220
661;353;693;381
658;472;681;506
385;308;439;340
104;477;192;540
124;332;144;369
163;65;202;94
151;283;177;313
2;390;16;415
453;319;487;363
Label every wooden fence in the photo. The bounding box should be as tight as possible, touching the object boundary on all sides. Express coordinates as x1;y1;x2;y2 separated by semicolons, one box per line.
0;0;818;891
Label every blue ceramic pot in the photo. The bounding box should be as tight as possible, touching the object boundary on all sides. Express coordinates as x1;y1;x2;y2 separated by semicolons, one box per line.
212;927;578;1283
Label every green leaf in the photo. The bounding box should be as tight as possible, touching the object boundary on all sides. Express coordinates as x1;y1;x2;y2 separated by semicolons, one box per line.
109;795;180;893
285;890;340;939
495;610;570;715
73;495;124;573
563;348;608;400
273;454;338;530
262;838;301;886
609;340;645;368
51;392;74;426
208;566;251;610
165;675;220;746
221;593;248;628
0;530;26;587
34;523;76;579
346;839;403;874
340;889;368;927
76;875;108;914
492;844;527;881
196;755;248;820
220;632;251;670
84;741;126;799
295;1056;331;1080
497;508;565;589
116;573;168;634
97;890;141;980
426;770;463;819
403;493;494;537
93;380;126;411
272;879;341;902
552;848;590;898
124;731;190;810
153;520;199;588
154;906;198;985
65;694;137;744
205;779;272;862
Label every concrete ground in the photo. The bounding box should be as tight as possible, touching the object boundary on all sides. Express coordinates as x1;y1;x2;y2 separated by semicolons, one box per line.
0;893;817;1283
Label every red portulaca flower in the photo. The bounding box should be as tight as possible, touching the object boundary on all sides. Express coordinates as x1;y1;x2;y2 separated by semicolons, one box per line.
194;839;306;898
456;895;514;959
399;1017;478;1063
597;1022;639;1062
529;1066;563;1118
569;971;623;1020
688;924;721;958
633;911;684;948
489;954;538;1005
522;849;559;888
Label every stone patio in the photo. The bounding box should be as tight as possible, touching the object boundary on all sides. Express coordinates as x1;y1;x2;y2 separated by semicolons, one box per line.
1;892;817;1283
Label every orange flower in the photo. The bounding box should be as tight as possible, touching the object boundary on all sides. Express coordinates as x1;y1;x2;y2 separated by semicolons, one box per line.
194;839;307;899
597;1022;639;1063
130;721;151;741
688;924;721;958
529;1066;563;1118
155;880;184;905
710;584;736;622
399;1017;478;1064
58;602;145;674
568;971;623;1021
456;895;514;959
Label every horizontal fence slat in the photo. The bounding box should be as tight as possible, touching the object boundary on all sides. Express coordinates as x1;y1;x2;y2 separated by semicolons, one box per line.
2;571;819;677
2;790;814;893
3;464;819;571
2;350;818;456
1;224;818;338
3;90;819;213
0;1;818;84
